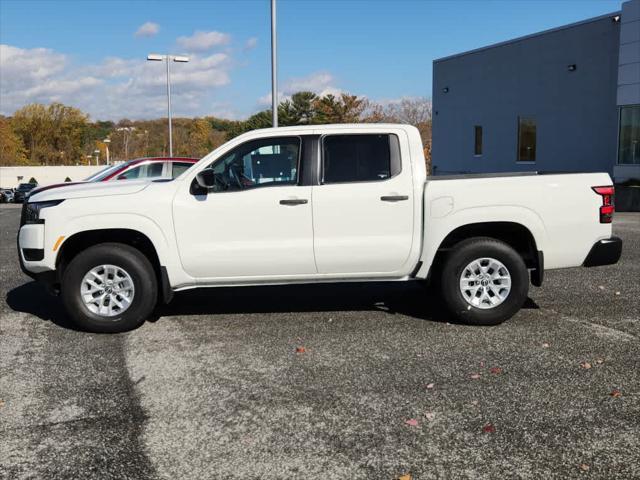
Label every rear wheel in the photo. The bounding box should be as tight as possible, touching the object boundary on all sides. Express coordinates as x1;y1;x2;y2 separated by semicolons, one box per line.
440;237;529;325
61;243;157;333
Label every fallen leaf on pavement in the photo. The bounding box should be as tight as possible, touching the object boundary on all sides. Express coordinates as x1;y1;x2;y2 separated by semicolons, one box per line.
470;373;481;379
579;464;590;472
482;423;496;433
424;412;435;421
425;383;435;389
580;362;592;369
405;418;419;427
610;389;622;398
479;361;485;367
489;367;503;374
295;347;306;353
615;291;620;296
542;342;550;348
598;285;605;290
596;358;604;364
0;399;5;408
397;474;412;480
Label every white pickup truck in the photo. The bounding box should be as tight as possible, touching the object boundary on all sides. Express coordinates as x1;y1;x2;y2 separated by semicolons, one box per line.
18;124;622;332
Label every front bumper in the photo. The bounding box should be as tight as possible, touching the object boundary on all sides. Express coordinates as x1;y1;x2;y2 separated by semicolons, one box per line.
583;237;622;267
17;231;59;293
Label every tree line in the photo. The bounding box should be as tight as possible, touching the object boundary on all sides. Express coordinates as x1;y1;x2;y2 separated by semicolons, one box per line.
0;92;432;169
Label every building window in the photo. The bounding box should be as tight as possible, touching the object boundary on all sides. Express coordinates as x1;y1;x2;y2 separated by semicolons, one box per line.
474;126;482;156
517;117;536;162
618;105;640;165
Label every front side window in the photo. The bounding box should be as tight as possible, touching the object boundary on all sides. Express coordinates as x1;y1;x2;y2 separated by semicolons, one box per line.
474;126;483;156
209;137;300;192
322;134;400;184
118;165;142;180
618;105;640;165
517;117;536;162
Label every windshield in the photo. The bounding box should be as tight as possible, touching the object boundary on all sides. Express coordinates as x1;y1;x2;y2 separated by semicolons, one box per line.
84;164;122;181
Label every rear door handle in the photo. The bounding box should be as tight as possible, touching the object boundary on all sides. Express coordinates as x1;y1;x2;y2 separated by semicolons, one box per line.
380;195;409;202
279;199;308;206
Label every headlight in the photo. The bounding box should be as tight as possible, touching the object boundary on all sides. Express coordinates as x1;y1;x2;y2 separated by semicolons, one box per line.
20;200;64;226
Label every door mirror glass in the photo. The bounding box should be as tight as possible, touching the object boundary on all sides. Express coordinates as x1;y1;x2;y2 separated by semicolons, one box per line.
195;168;216;188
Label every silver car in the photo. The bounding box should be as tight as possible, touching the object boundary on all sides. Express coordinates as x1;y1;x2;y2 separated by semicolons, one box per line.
0;189;14;203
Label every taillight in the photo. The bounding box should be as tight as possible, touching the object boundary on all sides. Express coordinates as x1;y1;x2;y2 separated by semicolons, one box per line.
592;186;615;223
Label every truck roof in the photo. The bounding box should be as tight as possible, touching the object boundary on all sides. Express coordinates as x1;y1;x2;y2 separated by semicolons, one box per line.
245;123;413;135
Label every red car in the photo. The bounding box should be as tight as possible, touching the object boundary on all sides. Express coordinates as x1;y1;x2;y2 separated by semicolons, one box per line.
85;157;199;182
30;157;199;197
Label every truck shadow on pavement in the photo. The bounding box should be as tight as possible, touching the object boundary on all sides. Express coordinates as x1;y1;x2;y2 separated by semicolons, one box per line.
7;280;539;330
6;281;80;330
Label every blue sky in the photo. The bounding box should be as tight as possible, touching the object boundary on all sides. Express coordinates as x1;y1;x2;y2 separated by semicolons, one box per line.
0;0;622;121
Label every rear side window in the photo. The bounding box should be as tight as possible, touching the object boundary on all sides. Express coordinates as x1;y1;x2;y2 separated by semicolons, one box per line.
118;162;164;180
172;162;193;178
322;134;400;184
145;162;164;178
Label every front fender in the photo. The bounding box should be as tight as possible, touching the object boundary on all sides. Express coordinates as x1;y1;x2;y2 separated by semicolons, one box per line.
58;213;171;263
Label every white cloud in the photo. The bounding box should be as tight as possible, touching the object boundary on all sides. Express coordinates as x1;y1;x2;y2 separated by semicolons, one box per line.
177;30;231;52
134;22;160;38
244;37;258;50
284;72;335;93
258;71;342;106
0;44;102;110
0;44;234;120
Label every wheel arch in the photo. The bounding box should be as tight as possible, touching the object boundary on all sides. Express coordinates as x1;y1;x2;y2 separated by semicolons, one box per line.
56;228;172;303
425;221;544;286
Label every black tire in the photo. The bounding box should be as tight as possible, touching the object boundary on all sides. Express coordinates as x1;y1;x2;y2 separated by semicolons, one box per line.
61;243;157;333
440;237;529;326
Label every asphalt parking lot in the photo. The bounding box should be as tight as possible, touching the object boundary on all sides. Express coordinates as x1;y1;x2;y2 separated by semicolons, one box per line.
1;203;638;480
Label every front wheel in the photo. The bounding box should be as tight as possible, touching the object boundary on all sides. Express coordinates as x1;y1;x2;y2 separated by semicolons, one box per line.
440;237;529;326
61;243;158;333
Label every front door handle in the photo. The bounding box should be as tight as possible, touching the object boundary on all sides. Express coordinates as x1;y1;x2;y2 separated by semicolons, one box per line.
380;195;409;202
279;199;308;206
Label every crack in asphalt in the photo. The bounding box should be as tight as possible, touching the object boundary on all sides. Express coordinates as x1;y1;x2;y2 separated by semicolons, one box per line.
544;308;639;342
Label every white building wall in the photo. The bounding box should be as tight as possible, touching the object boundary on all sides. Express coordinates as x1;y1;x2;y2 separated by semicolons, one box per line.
0;166;105;189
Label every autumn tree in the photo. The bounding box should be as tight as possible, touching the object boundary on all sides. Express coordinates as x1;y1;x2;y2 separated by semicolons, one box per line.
11;104;52;164
11;103;89;165
314;93;367;124
365;97;433;171
0;117;28;165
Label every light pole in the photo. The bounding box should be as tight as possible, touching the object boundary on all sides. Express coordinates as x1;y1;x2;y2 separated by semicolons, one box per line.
93;149;100;166
271;0;278;127
103;138;111;165
147;54;190;157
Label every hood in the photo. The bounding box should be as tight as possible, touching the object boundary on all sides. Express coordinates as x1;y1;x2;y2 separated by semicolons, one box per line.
28;179;153;202
30;181;86;196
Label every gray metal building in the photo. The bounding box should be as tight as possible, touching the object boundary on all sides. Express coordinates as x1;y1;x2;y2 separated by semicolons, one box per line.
432;0;640;182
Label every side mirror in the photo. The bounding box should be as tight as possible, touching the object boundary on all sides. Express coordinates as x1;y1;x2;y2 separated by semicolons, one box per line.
195;168;216;188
